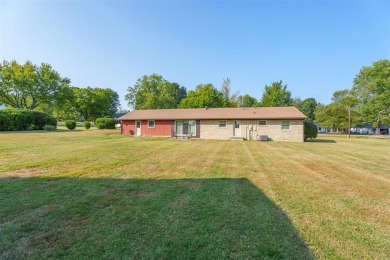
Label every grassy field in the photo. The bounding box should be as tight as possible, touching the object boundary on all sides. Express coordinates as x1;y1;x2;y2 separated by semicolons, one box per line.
0;130;389;259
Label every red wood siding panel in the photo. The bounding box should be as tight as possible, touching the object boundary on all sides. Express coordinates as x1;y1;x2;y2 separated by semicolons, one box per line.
121;120;135;135
141;120;172;136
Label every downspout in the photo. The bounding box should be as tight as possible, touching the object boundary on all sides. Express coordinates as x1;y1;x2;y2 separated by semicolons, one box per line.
248;121;250;140
251;120;253;140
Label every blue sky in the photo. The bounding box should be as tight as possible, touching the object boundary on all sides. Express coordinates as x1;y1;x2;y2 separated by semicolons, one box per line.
1;1;389;109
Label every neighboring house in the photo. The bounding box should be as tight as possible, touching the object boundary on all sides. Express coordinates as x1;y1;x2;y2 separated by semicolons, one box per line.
350;122;373;135
315;123;330;133
119;107;306;142
376;125;390;135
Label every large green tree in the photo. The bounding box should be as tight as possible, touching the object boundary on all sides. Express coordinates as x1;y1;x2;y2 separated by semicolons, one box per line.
293;97;318;121
36;85;75;119
220;77;239;107
352;59;390;126
179;84;226;108
0;60;70;110
71;87;120;121
315;103;344;131
315;90;359;132
125;74;186;109
237;94;258;107
260;80;293;107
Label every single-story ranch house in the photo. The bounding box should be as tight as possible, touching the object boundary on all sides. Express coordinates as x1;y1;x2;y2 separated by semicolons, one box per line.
119;107;307;142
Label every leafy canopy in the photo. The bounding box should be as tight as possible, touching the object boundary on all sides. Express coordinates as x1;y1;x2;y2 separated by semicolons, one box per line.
352;59;390;126
0;60;70;110
220;78;239;107
237;94;258;107
315;90;359;131
179;84;226;108
293;97;318;121
72;87;120;121
125;74;186;109
260;81;293;107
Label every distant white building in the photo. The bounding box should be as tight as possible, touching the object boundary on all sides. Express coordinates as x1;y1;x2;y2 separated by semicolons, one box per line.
351;122;373;135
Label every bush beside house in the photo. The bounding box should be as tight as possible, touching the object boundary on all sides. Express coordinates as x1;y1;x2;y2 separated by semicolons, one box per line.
304;121;318;140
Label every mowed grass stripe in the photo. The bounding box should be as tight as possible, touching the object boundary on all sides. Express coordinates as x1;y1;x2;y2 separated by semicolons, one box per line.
0;130;389;259
243;138;390;259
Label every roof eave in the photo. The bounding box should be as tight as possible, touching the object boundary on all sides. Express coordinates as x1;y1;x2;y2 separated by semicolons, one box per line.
120;117;307;120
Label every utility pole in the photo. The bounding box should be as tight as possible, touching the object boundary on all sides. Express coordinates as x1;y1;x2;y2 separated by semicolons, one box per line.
348;106;351;138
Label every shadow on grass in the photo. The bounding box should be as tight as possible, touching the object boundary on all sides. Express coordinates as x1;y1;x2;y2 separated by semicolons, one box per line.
0;177;314;259
306;138;336;143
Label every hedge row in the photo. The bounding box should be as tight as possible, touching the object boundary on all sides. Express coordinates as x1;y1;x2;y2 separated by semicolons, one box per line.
0;109;57;131
95;118;116;129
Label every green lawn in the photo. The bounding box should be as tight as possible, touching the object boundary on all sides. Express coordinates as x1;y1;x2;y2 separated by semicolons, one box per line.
0;130;389;259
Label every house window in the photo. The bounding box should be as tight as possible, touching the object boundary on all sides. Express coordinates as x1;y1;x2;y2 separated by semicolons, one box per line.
259;120;267;126
281;121;290;130
148;120;155;128
219;121;227;128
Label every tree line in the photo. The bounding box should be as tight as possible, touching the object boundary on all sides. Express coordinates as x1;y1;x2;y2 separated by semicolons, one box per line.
315;59;390;131
1;59;389;131
126;59;390;132
0;60;120;121
126;74;318;121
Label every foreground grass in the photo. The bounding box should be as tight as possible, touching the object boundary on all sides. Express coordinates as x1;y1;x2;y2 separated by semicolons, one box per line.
0;130;389;259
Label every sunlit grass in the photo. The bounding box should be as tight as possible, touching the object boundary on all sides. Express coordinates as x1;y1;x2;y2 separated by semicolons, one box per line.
0;130;389;259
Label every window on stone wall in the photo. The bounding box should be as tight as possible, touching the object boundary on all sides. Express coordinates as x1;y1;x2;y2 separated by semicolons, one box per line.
219;121;227;128
259;120;267;126
281;121;290;130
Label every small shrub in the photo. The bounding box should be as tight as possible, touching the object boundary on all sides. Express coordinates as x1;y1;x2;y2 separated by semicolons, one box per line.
65;120;77;130
43;124;56;131
45;116;58;128
95;118;116;129
83;121;91;129
304;121;318;140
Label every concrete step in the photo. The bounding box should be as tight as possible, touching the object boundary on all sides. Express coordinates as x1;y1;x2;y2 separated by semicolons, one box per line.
230;137;244;141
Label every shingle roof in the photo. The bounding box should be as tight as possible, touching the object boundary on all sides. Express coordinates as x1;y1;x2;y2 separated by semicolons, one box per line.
119;107;307;120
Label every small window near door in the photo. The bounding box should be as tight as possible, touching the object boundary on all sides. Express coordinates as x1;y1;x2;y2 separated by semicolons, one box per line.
281;121;290;130
259;120;267;126
219;121;227;128
148;120;155;128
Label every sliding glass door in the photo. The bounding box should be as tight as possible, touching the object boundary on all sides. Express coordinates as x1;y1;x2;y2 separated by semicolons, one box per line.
175;120;196;136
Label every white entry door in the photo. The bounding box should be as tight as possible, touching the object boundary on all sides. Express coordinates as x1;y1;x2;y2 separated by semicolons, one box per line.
135;121;141;136
234;120;241;137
